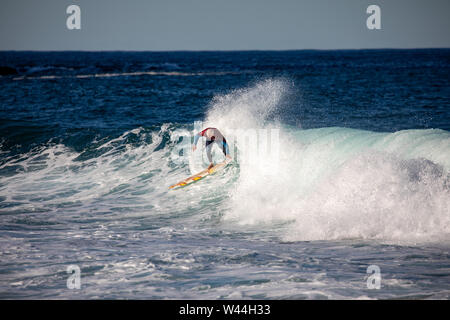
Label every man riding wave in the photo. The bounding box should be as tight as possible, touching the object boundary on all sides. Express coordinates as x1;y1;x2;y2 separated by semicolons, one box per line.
192;127;231;170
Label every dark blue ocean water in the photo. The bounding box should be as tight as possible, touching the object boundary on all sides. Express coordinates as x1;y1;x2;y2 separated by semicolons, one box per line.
0;50;449;299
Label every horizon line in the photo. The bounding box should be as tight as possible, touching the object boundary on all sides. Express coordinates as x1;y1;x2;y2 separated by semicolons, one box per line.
1;47;450;53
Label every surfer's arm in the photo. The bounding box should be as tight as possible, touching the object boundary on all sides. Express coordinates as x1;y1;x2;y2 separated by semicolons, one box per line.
193;133;201;146
193;133;203;146
192;133;201;151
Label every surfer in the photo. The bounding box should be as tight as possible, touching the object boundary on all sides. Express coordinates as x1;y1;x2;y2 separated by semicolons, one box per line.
192;127;231;170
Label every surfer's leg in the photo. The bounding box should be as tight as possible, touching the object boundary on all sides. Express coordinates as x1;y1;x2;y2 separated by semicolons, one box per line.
205;140;214;163
217;138;230;159
221;138;230;156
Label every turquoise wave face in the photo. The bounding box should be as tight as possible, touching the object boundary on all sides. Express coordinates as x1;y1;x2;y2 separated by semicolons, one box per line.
223;125;449;243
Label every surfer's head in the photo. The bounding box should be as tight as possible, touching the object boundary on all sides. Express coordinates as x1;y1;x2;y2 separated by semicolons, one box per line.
211;136;216;141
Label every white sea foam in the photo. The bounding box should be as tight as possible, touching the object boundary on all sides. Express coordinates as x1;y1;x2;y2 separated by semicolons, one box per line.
204;79;450;244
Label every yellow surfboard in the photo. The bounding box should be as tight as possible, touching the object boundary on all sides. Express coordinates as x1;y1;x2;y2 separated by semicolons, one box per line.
169;158;232;190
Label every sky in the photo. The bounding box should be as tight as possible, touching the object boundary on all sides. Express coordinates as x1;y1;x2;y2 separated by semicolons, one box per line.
0;0;449;51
